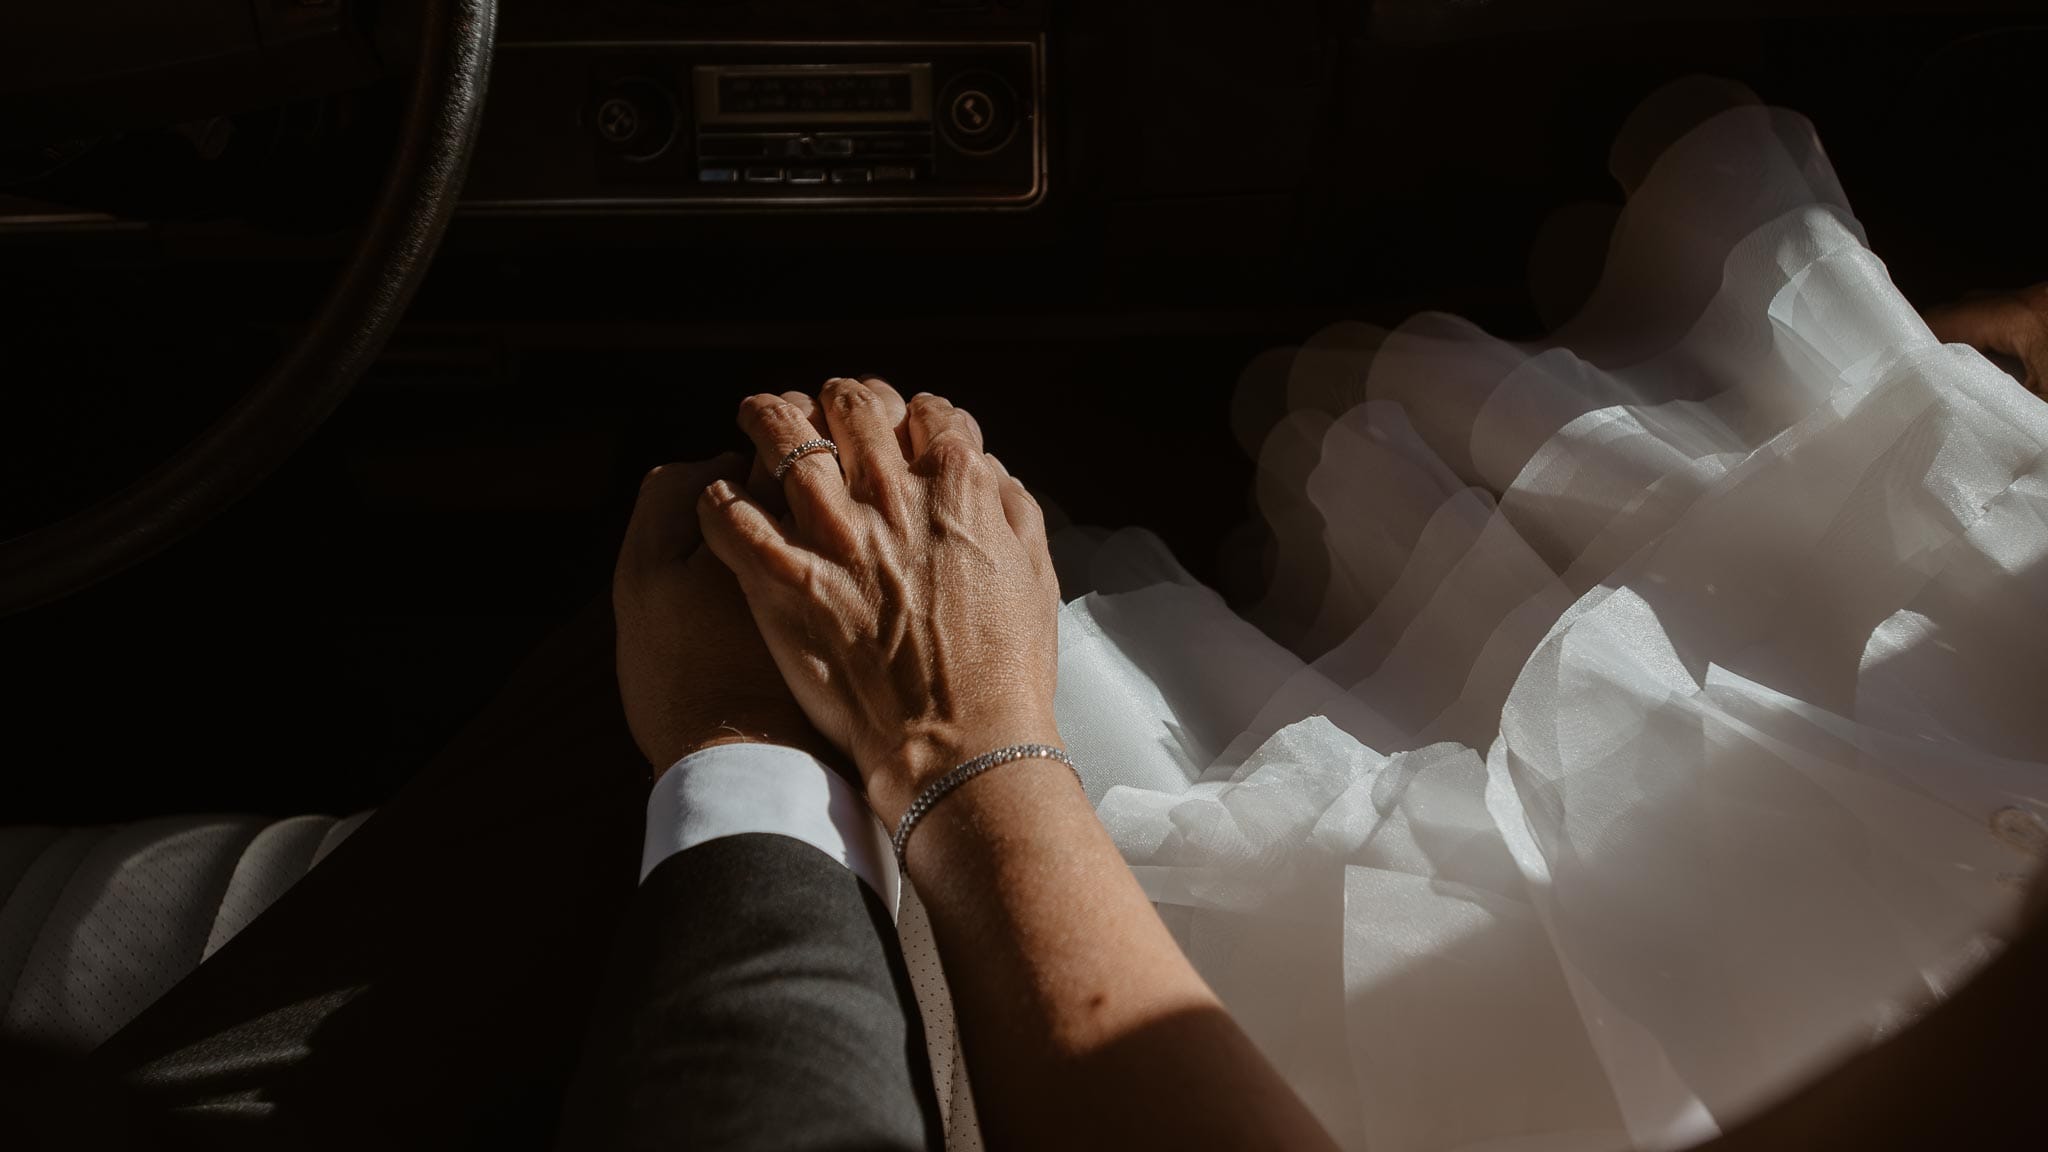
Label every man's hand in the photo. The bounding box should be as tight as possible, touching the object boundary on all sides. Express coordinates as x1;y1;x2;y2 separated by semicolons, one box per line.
614;454;833;779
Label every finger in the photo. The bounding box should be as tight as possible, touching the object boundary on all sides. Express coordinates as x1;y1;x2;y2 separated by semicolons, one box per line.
857;375;916;459
698;477;811;592
619;454;746;576
913;429;999;532
905;392;985;460
986;453;1046;544
738;392;853;534
784;389;830;436
747;392;832;509
819;377;909;499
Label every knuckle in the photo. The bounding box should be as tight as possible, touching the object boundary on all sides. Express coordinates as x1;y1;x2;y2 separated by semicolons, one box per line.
926;435;983;473
907;392;950;416
827;381;877;415
700;498;744;533
740;394;806;434
638;466;693;507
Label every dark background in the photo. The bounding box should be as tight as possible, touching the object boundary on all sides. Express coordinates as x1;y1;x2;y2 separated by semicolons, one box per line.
3;0;2044;821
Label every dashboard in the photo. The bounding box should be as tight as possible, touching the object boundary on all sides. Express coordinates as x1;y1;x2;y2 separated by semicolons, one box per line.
6;1;2035;322
462;0;1051;213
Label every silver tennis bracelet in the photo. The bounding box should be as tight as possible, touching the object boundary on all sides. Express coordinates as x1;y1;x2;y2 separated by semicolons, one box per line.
890;743;1082;868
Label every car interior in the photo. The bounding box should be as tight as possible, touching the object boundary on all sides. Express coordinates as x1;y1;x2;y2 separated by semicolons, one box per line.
2;0;2044;1128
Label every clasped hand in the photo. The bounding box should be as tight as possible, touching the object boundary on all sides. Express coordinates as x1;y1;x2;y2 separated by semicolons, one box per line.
614;376;1062;833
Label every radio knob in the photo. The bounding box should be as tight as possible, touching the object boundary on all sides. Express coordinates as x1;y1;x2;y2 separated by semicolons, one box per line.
591;78;677;162
938;72;1016;154
950;89;996;137
596;97;641;145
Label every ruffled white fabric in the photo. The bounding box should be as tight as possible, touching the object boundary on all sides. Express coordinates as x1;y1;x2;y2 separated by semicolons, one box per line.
907;79;2047;1151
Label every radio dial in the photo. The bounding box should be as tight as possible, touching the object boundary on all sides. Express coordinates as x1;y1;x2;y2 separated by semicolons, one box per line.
950;89;995;136
591;77;677;163
938;72;1016;154
596;97;640;145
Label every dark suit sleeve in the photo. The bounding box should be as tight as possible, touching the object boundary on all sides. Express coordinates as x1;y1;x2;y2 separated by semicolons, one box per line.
556;832;945;1152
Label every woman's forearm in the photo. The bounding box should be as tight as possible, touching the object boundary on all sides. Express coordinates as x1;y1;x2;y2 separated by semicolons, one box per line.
699;378;1337;1149
908;754;1340;1152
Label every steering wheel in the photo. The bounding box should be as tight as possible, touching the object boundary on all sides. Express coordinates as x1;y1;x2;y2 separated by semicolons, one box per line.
0;0;496;615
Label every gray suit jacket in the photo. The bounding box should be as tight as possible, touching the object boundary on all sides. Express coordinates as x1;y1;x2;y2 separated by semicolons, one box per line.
557;832;945;1151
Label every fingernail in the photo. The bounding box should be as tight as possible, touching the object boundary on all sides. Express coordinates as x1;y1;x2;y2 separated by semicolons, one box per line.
703;479;739;506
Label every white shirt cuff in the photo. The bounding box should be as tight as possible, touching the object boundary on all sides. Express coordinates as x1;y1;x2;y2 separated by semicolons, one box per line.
641;742;899;917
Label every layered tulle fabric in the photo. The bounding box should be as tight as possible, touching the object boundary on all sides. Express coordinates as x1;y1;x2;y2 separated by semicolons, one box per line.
901;79;2047;1151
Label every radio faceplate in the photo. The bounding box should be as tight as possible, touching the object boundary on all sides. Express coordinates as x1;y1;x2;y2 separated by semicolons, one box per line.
464;41;1043;212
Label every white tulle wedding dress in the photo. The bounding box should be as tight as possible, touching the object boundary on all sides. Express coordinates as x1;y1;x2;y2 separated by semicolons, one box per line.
898;79;2048;1151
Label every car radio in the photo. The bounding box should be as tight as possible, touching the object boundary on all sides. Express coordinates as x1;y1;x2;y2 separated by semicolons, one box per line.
463;41;1043;212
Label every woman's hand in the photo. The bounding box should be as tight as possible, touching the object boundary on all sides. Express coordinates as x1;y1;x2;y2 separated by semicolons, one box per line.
1927;282;2048;395
698;377;1061;826
698;379;1337;1152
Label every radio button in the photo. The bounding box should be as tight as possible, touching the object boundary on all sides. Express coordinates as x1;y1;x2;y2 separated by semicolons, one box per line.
787;168;827;185
743;167;785;183
830;168;872;185
698;167;740;183
872;165;917;183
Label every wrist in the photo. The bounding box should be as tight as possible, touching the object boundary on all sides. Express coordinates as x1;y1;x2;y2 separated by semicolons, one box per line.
652;700;839;783
893;750;1102;892
863;712;1063;829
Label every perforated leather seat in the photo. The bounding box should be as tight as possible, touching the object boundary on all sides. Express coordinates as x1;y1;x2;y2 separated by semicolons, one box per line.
0;812;369;1056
